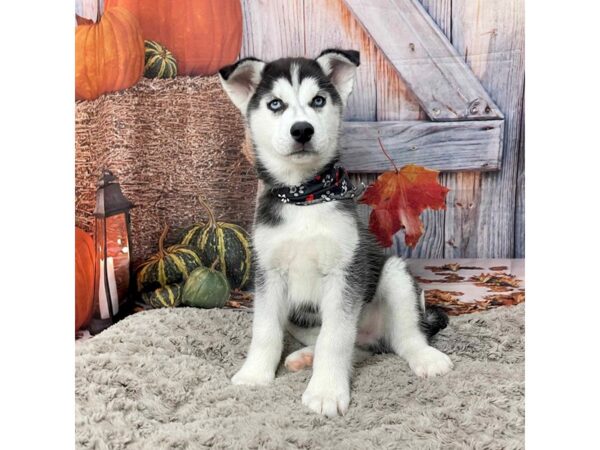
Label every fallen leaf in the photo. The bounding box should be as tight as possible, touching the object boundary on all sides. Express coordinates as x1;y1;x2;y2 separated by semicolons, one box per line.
470;273;521;288
425;264;483;273
360;165;449;247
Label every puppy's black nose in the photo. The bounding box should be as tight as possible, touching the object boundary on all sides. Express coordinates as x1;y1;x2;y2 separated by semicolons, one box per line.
290;121;314;144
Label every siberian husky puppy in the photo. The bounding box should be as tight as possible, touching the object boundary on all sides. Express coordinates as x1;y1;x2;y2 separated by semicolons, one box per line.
219;49;453;418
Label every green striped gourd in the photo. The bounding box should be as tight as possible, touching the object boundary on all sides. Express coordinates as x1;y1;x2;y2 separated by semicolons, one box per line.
142;283;182;308
136;225;202;292
180;197;251;290
182;261;230;309
143;40;177;79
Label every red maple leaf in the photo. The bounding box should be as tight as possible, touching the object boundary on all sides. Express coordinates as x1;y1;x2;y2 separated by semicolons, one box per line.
360;164;449;247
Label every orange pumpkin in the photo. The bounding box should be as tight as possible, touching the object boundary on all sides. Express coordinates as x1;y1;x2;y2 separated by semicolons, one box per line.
75;228;95;332
104;0;242;76
75;7;145;100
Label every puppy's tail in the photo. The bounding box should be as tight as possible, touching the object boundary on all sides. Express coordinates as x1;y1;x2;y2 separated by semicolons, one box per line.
420;304;449;340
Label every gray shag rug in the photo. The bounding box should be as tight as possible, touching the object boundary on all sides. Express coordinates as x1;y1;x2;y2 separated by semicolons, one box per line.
76;305;524;449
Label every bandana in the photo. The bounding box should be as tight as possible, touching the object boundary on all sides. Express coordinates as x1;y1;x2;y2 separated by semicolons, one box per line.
270;162;361;206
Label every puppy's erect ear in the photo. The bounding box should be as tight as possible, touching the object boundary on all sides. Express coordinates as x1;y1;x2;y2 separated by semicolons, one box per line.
316;49;360;105
219;57;266;114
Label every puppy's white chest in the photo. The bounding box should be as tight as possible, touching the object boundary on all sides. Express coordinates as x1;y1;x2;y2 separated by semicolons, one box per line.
254;203;357;302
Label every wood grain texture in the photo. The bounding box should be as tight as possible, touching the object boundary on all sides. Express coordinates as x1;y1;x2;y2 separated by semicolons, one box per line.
514;105;525;257
343;0;502;121
340;120;503;172
392;0;452;258
240;0;305;59
304;0;379;121
445;0;524;257
76;0;104;20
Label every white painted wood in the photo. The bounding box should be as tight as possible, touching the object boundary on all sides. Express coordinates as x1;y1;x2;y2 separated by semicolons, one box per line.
343;0;503;121
341;120;503;172
76;0;103;21
240;0;305;60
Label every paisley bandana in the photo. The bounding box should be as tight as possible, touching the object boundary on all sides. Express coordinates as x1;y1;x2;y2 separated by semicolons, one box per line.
270;162;361;206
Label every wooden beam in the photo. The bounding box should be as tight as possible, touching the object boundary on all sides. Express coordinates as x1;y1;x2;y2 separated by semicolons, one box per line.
340;120;503;172
343;0;503;121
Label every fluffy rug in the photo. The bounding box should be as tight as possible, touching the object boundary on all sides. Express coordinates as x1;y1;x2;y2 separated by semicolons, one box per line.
75;305;524;449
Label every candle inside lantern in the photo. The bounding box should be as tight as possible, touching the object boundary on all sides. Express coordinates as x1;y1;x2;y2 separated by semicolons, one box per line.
98;257;120;319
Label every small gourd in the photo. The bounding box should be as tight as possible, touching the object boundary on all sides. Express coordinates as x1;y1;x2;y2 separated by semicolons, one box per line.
143;40;177;79
136;225;202;292
181;260;231;309
180;197;252;290
142;283;182;308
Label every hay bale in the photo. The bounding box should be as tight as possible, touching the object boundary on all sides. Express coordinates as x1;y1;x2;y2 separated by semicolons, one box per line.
75;76;257;268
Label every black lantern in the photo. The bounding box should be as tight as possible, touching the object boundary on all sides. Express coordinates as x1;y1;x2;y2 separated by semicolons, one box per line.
90;170;135;334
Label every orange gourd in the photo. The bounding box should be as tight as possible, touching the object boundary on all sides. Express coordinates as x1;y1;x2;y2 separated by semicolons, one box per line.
104;0;242;76
75;7;145;100
75;228;95;332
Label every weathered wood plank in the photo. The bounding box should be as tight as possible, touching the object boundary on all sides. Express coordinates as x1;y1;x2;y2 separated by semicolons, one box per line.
444;0;524;257
340;120;503;172
304;0;379;121
343;0;503;121
389;0;452;258
240;0;305;60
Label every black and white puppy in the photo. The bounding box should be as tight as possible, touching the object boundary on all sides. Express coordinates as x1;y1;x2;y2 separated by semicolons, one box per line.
219;49;453;418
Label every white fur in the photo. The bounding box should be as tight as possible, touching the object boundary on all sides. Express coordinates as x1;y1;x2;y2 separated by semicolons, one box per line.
376;257;454;377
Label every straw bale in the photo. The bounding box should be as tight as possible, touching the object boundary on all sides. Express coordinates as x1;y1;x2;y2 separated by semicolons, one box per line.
75;76;257;268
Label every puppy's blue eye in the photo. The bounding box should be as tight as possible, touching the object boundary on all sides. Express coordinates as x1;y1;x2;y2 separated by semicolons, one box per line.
311;95;326;108
267;99;284;112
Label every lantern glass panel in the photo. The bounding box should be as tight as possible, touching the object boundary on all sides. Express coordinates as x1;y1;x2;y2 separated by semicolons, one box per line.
93;213;130;320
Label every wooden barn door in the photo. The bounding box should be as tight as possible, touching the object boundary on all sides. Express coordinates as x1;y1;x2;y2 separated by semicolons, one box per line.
241;0;524;259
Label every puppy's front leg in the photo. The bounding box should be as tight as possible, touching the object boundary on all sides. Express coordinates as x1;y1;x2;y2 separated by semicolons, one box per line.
302;276;359;417
232;270;287;386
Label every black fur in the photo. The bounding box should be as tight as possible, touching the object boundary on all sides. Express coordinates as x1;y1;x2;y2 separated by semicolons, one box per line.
254;189;283;227
318;48;361;67
218;57;263;80
419;306;449;340
335;200;386;305
247;57;343;114
289;303;321;328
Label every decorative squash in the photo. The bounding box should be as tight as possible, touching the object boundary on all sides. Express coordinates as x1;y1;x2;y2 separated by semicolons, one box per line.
144;40;177;79
75;227;95;331
136;225;202;292
180;197;252;290
142;283;182;308
103;0;242;76
75;7;145;100
182;262;231;309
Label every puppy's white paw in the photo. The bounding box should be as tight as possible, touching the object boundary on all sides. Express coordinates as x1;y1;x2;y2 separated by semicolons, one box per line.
302;378;350;417
284;347;314;372
407;346;453;378
231;366;274;386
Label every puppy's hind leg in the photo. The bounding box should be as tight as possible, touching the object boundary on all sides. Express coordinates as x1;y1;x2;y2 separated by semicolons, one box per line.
379;257;453;378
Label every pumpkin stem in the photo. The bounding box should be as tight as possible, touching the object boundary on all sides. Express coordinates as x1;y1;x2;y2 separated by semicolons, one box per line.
158;224;169;256
210;259;219;270
198;195;217;229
